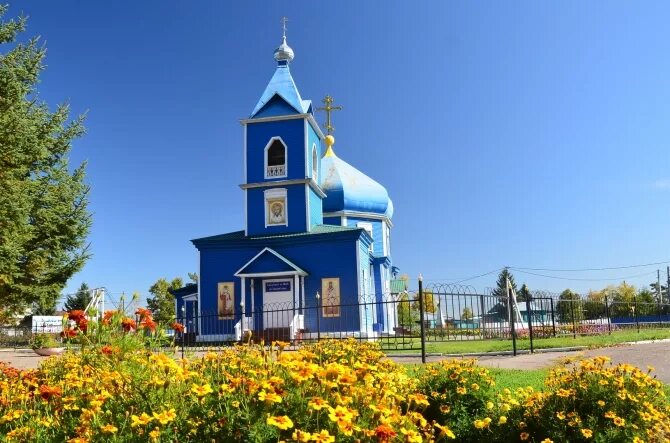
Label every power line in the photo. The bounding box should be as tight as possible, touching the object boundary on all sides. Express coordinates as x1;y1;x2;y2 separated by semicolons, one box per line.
424;268;504;285
510;259;670;272
511;268;657;282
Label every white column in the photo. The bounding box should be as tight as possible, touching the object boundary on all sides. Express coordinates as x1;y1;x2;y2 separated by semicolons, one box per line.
241;277;246;332
293;274;299;316
250;278;255;331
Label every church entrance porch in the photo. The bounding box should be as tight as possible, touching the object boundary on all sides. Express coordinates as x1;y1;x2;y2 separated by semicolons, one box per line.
259;278;294;342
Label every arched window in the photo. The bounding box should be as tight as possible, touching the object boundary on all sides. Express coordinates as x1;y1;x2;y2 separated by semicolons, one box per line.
312;144;318;182
264;137;287;178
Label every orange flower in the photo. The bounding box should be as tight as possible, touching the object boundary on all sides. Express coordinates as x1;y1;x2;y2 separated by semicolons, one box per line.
68;310;86;322
135;307;152;319
121;318;136;332
172;322;185;333
140;317;157;332
374;424;397;442
39;384;62;401
60;327;78;339
76;317;88;332
101;345;118;355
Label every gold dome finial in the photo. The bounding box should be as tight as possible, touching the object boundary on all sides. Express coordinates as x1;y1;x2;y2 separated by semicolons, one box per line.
324;134;336;157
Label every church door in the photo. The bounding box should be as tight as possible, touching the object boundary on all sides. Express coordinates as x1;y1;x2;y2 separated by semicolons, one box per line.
262;279;294;329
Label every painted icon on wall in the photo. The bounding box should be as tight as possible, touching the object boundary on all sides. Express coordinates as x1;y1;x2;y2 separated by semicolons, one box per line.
217;282;235;320
321;278;340;318
267;198;286;225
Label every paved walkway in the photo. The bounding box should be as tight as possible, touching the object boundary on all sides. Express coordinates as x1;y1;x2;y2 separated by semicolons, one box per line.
2;341;669;383
390;341;670;383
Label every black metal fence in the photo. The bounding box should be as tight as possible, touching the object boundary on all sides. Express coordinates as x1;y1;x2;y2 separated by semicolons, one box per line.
173;282;670;362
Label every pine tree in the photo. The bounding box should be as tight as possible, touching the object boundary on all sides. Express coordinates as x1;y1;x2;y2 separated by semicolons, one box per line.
0;7;91;316
491;268;518;299
64;283;92;312
517;283;531;302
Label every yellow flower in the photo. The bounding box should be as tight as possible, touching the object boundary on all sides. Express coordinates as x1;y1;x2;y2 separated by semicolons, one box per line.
541;439;553;443
400;427;423;443
100;424;118;434
266;415;294;430
328;405;354;425
131;412;153;427
581;428;593;438
149;427;160;441
597;400;605;407
498;416;507;425
258;390;282;404
312;430;335;443
153;408;176;425
613;416;625;427
292;430;313;442
456;386;467;395
308;397;329;411
191;383;213;397
435;423;456;439
520;432;530;441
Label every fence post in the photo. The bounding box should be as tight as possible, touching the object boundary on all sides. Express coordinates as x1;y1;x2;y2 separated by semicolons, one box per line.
418;274;426;364
316;292;321;342
604;295;611;334
508;284;517;356
550;298;557;337
526;296;534;354
570;297;577;338
633;294;640;333
180;306;185;359
479;294;486;339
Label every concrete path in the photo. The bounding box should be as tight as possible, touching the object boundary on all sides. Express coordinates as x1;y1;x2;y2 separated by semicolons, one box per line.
390;341;670;383
2;341;669;383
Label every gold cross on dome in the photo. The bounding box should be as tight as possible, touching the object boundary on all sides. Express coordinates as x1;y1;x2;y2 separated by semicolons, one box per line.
316;95;343;135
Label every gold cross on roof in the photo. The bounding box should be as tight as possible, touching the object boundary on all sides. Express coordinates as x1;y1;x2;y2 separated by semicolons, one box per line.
316;95;343;135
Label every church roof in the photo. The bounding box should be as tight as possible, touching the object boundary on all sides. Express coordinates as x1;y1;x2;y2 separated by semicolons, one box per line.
320;146;394;218
250;65;311;118
192;224;371;247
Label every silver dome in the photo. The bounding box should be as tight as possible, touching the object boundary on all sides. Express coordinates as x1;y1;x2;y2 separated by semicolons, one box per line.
273;36;294;63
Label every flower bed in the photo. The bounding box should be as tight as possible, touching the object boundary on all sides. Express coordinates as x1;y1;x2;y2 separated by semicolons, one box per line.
0;309;668;442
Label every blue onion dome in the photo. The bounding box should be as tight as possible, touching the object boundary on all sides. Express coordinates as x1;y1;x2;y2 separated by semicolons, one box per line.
320;136;393;218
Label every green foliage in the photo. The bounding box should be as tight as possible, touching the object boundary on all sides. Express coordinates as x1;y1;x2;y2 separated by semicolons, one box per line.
556;289;584;323
517;283;531;302
397;291;418;328
412;289;436;314
491;268;517;299
63;282;92;312
462;306;474;321
146;277;183;325
0;7;91;317
30;332;60;349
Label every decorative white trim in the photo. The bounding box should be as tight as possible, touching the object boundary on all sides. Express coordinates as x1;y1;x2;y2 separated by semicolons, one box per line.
241;277;246;319
357;222;374;252
300;276;305;312
305;184;310;231
238;271;303;278
240;113;325;140
304;119;308;177
243;124;247;183
341;216;347;226
312;143;318;182
234;247;308;277
264;188;288;228
240;178;326;198
264;136;288;179
244;191;248;236
182;294;198;302
244;124;248;236
323;210;393;227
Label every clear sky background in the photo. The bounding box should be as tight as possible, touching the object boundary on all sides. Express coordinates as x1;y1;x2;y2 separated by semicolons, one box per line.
8;1;670;303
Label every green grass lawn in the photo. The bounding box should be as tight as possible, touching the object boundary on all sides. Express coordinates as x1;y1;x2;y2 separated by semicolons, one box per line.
384;327;670;355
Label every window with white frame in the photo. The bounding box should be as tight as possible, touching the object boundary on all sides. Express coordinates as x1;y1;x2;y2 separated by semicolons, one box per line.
312;144;318;182
264;137;287;179
383;222;391;256
357;222;374;252
264;188;287;227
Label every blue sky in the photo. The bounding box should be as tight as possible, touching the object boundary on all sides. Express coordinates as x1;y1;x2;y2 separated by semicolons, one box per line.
9;1;670;303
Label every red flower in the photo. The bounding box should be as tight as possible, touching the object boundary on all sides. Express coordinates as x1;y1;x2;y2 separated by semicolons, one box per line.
68;310;86;322
121;318;136;332
172;322;185;333
76;317;88;332
140;317;157;333
374;424;397;442
101;345;118;355
39;384;62;401
60;327;78;339
135;307;152;320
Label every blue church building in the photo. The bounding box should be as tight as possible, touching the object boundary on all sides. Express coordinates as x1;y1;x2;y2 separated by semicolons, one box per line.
176;31;397;342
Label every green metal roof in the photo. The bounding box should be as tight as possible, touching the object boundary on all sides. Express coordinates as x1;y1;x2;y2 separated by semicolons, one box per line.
390;279;409;293
192;224;364;244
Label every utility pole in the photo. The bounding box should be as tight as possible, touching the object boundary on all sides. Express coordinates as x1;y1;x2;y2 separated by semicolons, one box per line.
666;266;670;304
658;270;662;302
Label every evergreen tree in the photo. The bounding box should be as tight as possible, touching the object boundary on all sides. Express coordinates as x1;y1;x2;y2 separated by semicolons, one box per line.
147;277;184;325
556;289;584;323
64;282;92;312
491;268;518;299
517;283;531;302
0;8;91;316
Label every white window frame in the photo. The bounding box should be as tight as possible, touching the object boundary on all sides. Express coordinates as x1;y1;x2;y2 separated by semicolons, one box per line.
311;143;318;182
357;222;374;252
264;188;288;227
264;136;288;179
